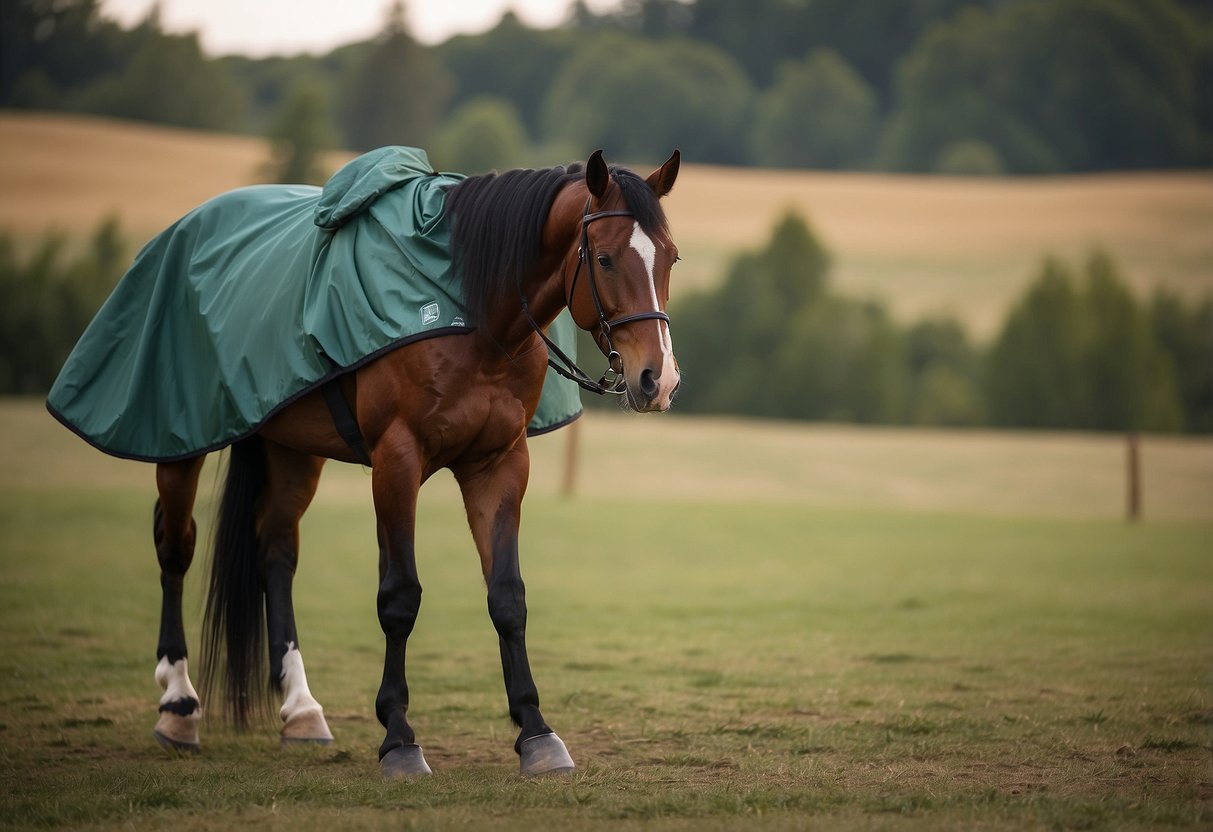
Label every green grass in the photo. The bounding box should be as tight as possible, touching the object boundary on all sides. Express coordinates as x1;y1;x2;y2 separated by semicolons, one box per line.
1;400;1210;830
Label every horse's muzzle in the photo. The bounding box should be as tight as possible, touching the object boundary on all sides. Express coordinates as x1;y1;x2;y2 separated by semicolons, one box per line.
627;366;679;412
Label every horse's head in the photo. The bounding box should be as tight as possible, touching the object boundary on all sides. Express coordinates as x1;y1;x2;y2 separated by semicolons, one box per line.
565;149;681;412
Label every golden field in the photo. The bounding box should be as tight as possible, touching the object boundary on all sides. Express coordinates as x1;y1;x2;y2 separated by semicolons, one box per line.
2;110;1210;337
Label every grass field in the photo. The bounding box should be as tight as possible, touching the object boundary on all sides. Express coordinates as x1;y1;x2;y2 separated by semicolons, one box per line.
1;399;1210;830
2;111;1211;337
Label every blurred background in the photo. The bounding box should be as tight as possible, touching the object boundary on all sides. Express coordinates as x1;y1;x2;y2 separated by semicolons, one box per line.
1;6;1211;824
0;0;1210;516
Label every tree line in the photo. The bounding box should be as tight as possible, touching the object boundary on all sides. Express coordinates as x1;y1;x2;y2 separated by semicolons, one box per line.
667;212;1213;434
0;219;126;393
5;215;1209;435
2;0;1210;177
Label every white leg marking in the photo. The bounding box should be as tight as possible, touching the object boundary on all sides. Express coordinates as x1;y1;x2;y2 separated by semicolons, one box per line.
279;642;333;743
279;642;325;724
155;656;201;720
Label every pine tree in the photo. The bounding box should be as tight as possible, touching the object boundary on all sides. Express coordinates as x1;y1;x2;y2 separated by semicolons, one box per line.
263;80;337;185
338;1;451;151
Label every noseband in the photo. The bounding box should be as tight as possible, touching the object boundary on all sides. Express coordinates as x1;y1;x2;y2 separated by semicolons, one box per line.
521;201;672;396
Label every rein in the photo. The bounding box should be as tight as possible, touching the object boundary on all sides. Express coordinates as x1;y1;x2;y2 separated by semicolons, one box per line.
521;202;672;396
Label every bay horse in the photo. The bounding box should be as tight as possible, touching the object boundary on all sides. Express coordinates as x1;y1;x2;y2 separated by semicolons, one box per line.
147;150;681;779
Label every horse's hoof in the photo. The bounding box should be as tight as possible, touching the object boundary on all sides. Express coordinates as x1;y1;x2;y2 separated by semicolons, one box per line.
281;708;334;746
153;713;200;754
381;744;432;780
519;732;575;777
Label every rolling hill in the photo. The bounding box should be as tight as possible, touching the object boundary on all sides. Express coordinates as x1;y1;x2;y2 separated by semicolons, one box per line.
2;110;1210;337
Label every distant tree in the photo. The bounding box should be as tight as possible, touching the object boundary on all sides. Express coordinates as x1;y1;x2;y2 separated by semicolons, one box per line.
1082;253;1182;431
750;48;880;169
5;66;59;109
672;209;895;419
685;0;984;96
542;33;752;164
74;17;245;130
985;258;1091;426
771;296;906;422
338;0;451;151
671;214;787;413
986;253;1183;431
683;0;808;87
878;6;1061;173
905;318;974;381
1151;290;1213;433
910;363;985;426
0;0;128;106
435;13;575;140
615;0;694;38
77;215;126;311
0;217;127;393
1;0;243;129
790;0;985;106
933;139;1006;175
881;0;1210;172
221;52;352;134
756;210;831;309
261;79;337;185
564;0;609;31
1198;16;1213;137
678;210;829;384
432;96;527;174
903;317;984;426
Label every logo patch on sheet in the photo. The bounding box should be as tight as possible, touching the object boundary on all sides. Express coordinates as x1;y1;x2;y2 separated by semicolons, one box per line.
420;302;440;326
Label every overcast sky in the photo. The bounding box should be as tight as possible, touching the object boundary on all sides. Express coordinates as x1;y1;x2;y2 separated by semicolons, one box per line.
98;0;621;56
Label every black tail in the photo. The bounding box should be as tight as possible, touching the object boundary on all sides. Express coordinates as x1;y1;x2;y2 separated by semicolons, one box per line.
201;436;269;729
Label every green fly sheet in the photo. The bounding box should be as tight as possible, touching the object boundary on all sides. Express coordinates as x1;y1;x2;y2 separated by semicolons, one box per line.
46;147;582;462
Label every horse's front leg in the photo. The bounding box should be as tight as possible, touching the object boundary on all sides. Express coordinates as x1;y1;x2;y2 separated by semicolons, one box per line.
371;429;431;779
454;442;575;776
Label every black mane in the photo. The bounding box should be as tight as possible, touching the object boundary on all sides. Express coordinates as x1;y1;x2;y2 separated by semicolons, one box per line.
445;163;669;327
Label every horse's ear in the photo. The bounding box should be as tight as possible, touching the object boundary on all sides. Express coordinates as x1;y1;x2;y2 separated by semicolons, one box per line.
586;149;609;199
646;149;680;197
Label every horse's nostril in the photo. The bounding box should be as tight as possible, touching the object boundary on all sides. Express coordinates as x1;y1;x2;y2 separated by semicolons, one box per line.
639;368;658;398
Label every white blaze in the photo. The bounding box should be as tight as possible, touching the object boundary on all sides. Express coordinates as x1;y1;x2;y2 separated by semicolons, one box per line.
629;221;659;308
628;222;678;399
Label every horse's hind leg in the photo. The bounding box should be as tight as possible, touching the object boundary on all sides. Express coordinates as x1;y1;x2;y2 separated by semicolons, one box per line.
153;455;206;752
259;441;333;745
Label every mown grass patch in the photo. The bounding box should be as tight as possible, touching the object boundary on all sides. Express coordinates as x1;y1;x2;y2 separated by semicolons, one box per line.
1;401;1210;829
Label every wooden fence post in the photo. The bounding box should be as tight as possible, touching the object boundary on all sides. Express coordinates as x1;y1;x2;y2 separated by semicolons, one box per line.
1126;432;1141;522
561;415;581;499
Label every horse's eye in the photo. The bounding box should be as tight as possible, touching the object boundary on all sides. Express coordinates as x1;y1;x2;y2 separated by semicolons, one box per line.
597;253;612;269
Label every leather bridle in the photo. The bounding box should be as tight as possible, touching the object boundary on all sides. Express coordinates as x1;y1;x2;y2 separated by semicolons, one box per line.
521;200;672;396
